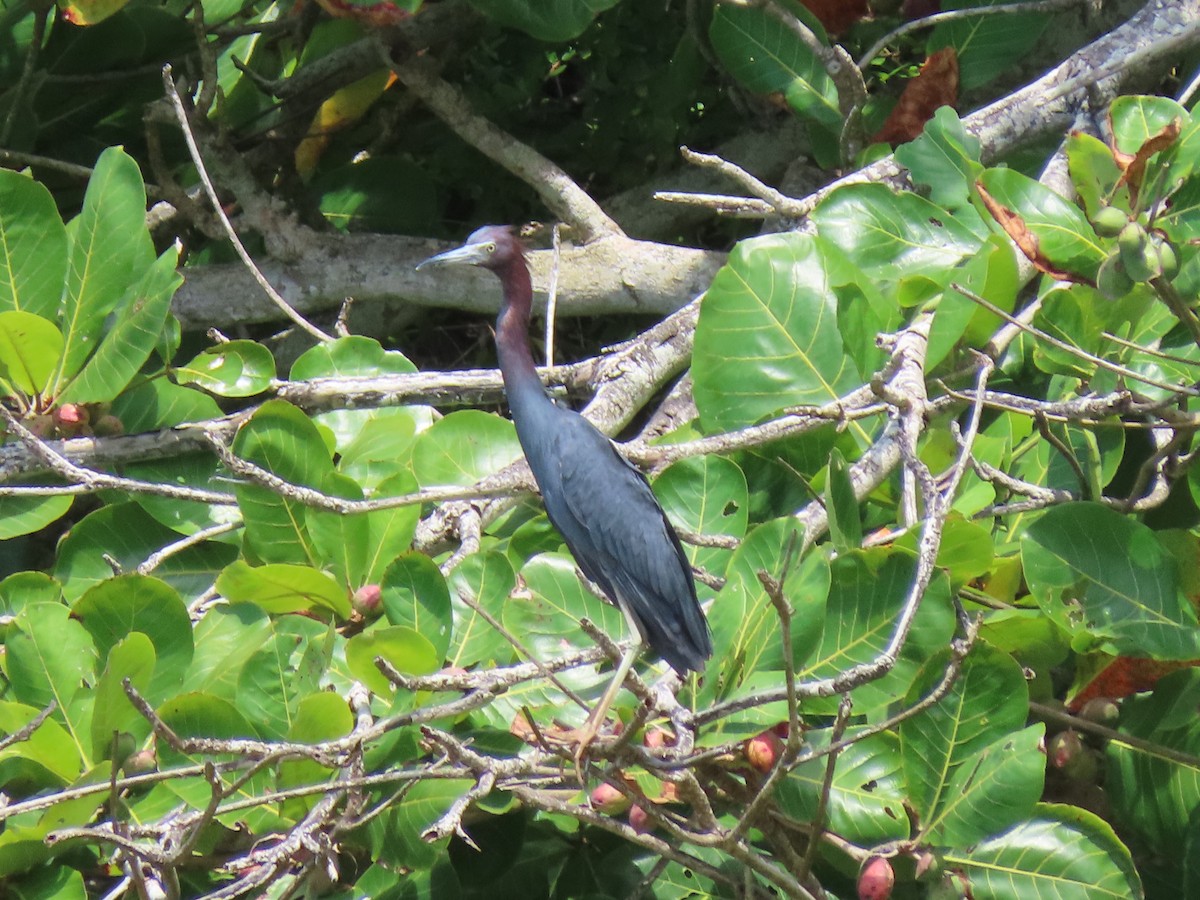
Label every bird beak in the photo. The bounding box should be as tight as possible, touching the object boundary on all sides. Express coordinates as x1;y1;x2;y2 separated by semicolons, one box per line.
415;242;490;271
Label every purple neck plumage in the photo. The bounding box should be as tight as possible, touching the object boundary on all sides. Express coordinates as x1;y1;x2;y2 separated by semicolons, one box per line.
493;251;549;422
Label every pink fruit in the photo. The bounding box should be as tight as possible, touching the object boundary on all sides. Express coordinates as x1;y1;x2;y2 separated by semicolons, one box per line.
628;803;652;834
745;730;783;773
351;584;382;617
590;782;631;816
858;856;895;900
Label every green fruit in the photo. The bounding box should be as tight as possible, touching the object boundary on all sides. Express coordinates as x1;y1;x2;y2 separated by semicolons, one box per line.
1091;205;1128;237
1096;253;1134;300
1156;238;1179;279
1118;222;1158;282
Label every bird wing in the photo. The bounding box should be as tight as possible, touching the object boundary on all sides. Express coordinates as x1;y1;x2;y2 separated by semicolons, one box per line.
540;409;712;674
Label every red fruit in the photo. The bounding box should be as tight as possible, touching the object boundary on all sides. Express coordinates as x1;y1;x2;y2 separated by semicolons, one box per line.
351;584;382;617
858;856;895;900
54;404;87;426
628;803;652;834
590;782;631;816
745;730;783;773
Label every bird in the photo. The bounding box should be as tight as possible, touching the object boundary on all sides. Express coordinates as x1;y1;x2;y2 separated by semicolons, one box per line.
417;225;712;761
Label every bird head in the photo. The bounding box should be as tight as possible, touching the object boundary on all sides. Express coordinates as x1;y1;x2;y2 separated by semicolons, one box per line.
415;225;521;272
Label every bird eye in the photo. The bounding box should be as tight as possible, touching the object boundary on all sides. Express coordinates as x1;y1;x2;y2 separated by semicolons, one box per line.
484;242;496;253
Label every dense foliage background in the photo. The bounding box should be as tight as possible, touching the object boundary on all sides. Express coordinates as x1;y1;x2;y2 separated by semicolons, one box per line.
1;0;1199;897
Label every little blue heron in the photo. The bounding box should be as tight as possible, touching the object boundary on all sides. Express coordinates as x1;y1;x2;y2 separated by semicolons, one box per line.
418;226;712;758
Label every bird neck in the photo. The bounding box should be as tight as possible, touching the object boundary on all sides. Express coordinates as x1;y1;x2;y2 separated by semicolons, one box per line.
494;256;550;420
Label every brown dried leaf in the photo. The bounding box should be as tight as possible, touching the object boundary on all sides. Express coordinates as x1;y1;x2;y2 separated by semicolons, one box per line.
1111;117;1182;208
975;182;1077;281
872;48;958;146
800;0;870;36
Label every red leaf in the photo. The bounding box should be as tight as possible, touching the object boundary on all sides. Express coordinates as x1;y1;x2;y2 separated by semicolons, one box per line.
799;0;869;36
1068;657;1200;711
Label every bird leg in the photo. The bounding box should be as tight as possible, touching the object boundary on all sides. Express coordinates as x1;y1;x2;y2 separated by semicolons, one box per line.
574;641;642;779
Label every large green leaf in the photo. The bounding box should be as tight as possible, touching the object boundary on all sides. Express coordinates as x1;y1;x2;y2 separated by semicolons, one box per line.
90;632;155;761
899;644;1030;826
1106;669;1200;851
381;552;453;662
306;470;369;592
709;1;840;160
780;728;908;846
465;0;619;40
692;233;861;431
57;146;153;387
895;106;983;211
0;494;73;540
216;560;351;618
111;376;222;433
0;701;83;790
1021;502;1200;659
71;574;193;703
346;624;439;694
796;548;955;718
928;6;1048;91
0;169;67;320
5;603;97;760
412;410;521;488
652;455;748;594
0;311;63;397
54;502;237;602
236;616;330;739
813;183;981;293
59;243;182;404
446;551;516;669
232;400;335;566
701;519;829;705
923;724;1045;846
950;803;1142;899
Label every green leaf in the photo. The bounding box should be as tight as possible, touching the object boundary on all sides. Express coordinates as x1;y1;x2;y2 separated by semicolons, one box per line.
173;339;276;397
1066;131;1125;219
233;400;335;566
0;169;67;320
709;2;840;151
1105;670;1200;850
412;410;522;487
465;0;619;40
781;728;908;846
180;603;272;700
55;502;237;602
72;574;193;703
59;243;182;404
895;106;984;211
314;157;437;234
90;632;155;761
0;311;63;396
346;624;439;694
57;146;153;386
653;455;749;592
446;551;516;669
216;560;351;618
927;234;1018;369
0;494;73;540
8;858;88;899
0;701;83;789
701;519;829;704
928;6;1048;92
813;183;982;289
1108;94;1189;157
950;803;1142;899
692;232;861;431
5;603;96;758
157;692;260;751
978;167;1106;281
1021;502;1200;659
824;448;861;552
290;335;422;450
0;572;64;618
237;616;330;739
112;376;222;433
796;548;955;717
381;552;453;662
923;724;1045;845
362;471;421;584
306;470;369;592
278;691;354;817
900;644;1029;825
